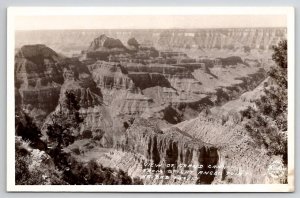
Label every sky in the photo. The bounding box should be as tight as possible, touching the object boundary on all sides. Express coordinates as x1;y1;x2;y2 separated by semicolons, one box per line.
15;15;287;30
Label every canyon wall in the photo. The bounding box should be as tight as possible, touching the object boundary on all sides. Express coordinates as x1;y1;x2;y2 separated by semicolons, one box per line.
16;28;286;56
118;118;219;184
175;112;284;184
15;45;64;125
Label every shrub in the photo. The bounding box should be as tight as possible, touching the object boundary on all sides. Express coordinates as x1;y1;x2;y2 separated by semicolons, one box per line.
81;130;93;139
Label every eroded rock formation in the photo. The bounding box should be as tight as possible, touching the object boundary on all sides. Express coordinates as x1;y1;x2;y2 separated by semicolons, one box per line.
120;118;219;184
88;34;126;52
175;112;284;184
15;45;64;125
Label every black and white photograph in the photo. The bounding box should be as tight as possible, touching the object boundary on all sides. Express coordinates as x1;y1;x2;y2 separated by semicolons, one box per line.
7;7;295;192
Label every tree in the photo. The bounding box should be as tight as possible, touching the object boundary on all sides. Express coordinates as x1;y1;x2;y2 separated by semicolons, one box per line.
265;40;287;131
15;108;46;150
240;40;288;164
46;91;83;148
15;137;65;185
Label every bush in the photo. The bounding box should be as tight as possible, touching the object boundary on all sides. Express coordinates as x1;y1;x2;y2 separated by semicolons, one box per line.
81;130;93;139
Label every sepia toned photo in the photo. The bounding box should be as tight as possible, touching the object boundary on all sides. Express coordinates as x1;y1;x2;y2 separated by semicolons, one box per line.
7;7;295;192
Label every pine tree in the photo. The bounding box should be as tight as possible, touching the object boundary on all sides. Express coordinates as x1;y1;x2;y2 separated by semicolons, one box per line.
46;91;83;149
240;40;288;164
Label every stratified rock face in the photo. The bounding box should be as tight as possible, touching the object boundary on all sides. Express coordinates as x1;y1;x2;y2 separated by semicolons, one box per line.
61;58;103;99
120;118;219;184
60;80;102;109
59;62;111;129
15;45;64;124
86;48;266;123
88;61;132;91
108;90;153;117
43;62;114;146
16;28;286;55
125;63;194;79
157;28;287;50
175;112;283;184
87;61;153;116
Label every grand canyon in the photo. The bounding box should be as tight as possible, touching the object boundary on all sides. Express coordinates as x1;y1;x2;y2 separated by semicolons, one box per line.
15;27;288;185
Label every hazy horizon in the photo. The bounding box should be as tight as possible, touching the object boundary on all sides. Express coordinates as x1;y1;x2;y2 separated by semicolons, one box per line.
15;15;287;30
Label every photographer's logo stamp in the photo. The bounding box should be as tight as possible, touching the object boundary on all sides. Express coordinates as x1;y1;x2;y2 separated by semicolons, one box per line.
268;160;285;179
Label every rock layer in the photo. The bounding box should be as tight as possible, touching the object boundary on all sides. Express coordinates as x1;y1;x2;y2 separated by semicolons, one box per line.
16;28;286;56
120;118;219;184
15;45;64;124
176;112;284;184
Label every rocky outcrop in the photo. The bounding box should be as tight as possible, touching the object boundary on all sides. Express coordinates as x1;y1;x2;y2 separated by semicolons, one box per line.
127;37;140;50
15;45;64;125
15;44;60;66
58;61;114;136
15;45;101;125
31;49;115;145
88;61;132;91
88;34;126;51
85;34;128;61
87;61;153;116
119;118;219;184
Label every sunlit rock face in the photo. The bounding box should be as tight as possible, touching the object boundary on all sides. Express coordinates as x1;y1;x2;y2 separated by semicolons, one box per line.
87;61;153;116
87;61;132;92
118;118;219;184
